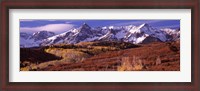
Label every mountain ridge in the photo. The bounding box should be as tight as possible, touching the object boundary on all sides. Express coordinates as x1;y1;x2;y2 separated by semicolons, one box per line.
20;23;180;48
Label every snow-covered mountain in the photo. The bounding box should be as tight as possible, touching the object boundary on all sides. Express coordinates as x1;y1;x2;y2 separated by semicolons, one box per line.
160;28;180;41
20;23;180;48
121;23;168;44
20;31;55;47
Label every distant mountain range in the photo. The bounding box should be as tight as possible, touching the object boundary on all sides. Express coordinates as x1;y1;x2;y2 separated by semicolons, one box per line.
20;23;180;48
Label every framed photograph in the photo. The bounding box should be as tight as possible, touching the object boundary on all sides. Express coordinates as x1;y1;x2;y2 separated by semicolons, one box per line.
1;0;199;91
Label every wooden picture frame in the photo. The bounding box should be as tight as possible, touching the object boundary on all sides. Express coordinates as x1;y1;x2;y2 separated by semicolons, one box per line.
0;0;199;91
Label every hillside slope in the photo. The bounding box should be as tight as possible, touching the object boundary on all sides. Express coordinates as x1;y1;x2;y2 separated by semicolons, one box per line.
26;41;180;71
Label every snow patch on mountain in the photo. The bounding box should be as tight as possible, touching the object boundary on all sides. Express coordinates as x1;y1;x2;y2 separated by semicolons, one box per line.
20;31;55;47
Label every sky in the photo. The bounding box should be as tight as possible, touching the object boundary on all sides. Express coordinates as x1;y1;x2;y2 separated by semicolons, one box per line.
20;20;180;34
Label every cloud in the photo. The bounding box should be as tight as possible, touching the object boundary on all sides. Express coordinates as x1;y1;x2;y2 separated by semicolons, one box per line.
20;23;75;34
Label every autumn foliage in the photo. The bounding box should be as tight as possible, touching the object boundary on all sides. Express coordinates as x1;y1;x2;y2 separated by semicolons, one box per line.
20;41;180;71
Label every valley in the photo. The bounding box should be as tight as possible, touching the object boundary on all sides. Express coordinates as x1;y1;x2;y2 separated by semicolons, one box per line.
20;41;180;71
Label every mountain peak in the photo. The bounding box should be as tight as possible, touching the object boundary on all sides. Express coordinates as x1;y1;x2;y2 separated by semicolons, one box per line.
30;30;55;41
78;23;92;33
34;30;46;33
33;30;55;36
139;23;149;28
76;23;93;36
81;22;91;29
129;23;151;34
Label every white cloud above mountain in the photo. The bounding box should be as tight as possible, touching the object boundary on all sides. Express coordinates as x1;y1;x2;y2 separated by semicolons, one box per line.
20;23;75;34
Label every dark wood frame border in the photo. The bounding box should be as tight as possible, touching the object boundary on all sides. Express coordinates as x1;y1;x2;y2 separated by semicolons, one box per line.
0;0;199;91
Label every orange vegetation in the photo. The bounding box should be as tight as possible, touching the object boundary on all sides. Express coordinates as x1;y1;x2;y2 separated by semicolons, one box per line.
20;41;180;71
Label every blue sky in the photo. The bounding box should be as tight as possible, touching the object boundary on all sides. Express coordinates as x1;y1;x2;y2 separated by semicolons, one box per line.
20;20;180;34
